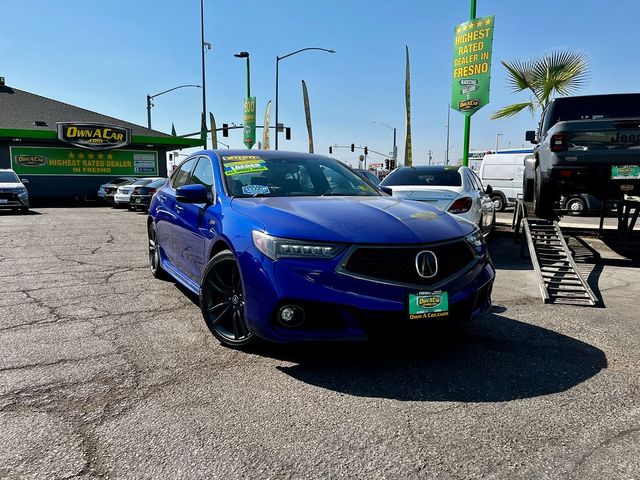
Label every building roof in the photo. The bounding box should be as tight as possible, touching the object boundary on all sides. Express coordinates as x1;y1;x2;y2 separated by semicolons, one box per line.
0;84;202;148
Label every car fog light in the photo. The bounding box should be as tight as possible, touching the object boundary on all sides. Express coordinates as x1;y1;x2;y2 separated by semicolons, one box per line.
278;305;305;328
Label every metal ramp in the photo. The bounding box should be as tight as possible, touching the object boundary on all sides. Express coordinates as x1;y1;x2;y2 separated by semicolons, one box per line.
514;200;599;306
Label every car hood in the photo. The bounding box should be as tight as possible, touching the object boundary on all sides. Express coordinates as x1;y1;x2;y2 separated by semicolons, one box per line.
387;186;462;211
230;196;475;244
0;182;25;190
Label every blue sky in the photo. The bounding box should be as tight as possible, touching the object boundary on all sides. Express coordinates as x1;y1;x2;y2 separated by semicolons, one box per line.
2;0;639;166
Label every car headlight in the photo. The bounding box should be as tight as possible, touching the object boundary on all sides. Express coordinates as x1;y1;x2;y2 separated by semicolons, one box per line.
464;228;486;255
252;230;345;260
17;187;28;197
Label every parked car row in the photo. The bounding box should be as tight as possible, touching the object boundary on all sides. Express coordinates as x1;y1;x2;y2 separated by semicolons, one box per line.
0;168;30;214
98;177;166;211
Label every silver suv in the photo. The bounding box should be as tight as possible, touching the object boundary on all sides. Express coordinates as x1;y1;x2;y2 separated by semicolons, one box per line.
0;169;29;213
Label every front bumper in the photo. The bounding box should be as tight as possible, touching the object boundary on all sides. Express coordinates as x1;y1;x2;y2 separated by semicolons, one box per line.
238;245;495;342
0;192;29;209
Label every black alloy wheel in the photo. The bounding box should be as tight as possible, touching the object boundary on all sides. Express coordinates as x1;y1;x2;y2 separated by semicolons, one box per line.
148;222;166;279
199;250;254;348
533;165;555;219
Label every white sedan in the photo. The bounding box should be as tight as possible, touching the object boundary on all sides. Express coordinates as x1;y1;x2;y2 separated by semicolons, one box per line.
114;177;164;208
380;165;496;236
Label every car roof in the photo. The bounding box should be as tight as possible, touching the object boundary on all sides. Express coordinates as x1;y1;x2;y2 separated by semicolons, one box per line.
202;149;335;161
396;165;462;172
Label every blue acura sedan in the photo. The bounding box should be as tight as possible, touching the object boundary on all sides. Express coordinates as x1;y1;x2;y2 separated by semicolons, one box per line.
147;150;495;347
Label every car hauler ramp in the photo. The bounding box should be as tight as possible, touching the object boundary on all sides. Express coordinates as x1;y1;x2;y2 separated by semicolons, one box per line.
513;200;598;306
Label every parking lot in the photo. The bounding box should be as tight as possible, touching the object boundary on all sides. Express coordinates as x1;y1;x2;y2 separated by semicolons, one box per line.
1;207;639;479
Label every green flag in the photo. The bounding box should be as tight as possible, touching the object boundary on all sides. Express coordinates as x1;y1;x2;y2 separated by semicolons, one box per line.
171;123;177;136
301;80;314;154
404;45;413;167
209;112;218;149
243;97;256;149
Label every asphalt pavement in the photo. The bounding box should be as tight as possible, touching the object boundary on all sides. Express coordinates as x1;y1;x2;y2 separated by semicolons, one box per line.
0;207;638;479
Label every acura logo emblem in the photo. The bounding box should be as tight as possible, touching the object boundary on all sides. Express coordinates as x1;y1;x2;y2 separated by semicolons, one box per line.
415;250;438;278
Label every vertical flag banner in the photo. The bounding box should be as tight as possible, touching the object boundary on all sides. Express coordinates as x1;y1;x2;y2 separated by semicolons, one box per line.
263;100;271;150
209;112;218;149
404;46;413;167
301;80;314;154
200;112;207;148
451;15;495;116
171;123;177;136
243;97;257;149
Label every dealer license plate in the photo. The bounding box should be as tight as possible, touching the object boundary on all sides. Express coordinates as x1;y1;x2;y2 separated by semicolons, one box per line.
0;199;7;204
611;165;640;180
408;291;449;320
134;198;141;203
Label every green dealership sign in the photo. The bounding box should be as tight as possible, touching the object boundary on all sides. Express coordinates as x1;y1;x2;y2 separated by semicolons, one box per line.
451;14;495;116
10;146;158;176
243;97;257;149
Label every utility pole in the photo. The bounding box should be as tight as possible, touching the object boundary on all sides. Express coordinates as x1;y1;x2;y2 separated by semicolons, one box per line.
462;0;477;167
445;104;451;165
428;150;432;165
200;0;209;148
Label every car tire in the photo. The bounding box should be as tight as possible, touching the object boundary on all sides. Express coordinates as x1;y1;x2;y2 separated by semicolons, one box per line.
199;250;255;348
491;194;506;212
533;165;555;219
148;222;167;279
20;207;29;214
565;197;586;216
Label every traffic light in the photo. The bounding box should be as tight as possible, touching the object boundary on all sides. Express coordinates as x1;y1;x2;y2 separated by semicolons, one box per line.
285;127;291;140
385;159;390;169
222;123;229;137
350;143;355;152
329;146;333;154
390;159;396;169
364;146;368;156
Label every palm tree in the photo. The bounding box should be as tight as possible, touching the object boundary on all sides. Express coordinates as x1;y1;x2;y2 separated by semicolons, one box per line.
491;49;590;119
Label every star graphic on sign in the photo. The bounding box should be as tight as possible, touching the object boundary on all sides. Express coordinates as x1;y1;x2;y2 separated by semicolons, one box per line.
88;153;94;159
456;27;461;34
98;153;104;159
485;18;492;25
478;21;484;28
68;152;75;159
107;154;113;160
78;153;85;159
462;24;468;31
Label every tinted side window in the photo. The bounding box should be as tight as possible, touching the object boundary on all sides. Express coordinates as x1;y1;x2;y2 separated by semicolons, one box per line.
171;158;197;189
191;157;214;190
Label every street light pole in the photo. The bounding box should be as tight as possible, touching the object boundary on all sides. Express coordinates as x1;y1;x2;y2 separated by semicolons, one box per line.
373;121;397;165
200;0;210;148
275;47;335;150
234;52;251;98
445;104;451;165
495;133;503;153
146;84;201;129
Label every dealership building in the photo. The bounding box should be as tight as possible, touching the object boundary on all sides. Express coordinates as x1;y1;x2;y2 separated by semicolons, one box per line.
0;79;201;201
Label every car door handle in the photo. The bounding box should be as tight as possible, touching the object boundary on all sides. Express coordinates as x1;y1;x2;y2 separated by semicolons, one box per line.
175;204;183;213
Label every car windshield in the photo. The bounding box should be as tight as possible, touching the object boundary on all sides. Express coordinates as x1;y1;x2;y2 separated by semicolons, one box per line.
381;167;462;186
130;178;154;186
221;155;381;197
0;171;20;183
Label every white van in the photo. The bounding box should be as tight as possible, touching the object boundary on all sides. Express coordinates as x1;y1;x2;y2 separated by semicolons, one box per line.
479;152;529;211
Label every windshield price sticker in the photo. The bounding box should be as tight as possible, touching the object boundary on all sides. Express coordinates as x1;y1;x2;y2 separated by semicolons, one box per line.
408;291;449;320
611;165;640;180
242;184;270;195
224;159;269;176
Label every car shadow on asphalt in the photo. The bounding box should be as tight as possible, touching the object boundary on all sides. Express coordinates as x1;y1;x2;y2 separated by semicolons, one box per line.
487;232;533;271
253;312;607;403
0;209;42;216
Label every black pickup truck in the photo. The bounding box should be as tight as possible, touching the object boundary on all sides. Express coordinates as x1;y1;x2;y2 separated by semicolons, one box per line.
523;93;640;218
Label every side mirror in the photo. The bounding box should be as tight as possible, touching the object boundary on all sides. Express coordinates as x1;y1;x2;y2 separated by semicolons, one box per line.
485;184;493;196
20;178;29;184
525;130;537;144
176;184;209;204
379;186;393;195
